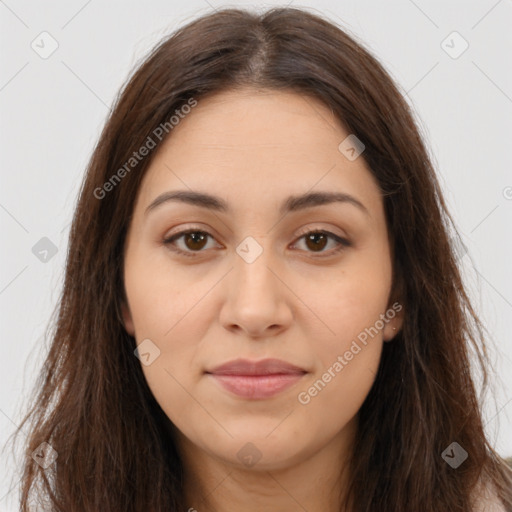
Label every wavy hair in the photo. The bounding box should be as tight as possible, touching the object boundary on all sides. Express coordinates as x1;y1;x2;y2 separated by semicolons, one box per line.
8;6;512;511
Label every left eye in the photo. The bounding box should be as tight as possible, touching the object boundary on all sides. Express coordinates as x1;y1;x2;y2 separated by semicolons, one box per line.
163;229;351;258
293;230;350;255
163;230;219;256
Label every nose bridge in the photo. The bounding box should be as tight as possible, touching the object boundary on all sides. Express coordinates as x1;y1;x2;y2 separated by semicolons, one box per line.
220;233;292;335
233;234;279;300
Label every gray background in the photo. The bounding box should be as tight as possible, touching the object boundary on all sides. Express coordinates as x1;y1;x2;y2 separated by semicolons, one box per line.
1;0;511;508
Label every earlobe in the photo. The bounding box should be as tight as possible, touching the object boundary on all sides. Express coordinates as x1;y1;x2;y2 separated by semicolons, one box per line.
383;304;404;342
384;267;405;342
121;301;135;336
383;321;402;342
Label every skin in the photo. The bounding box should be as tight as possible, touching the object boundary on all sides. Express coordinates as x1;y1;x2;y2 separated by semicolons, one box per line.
121;88;403;512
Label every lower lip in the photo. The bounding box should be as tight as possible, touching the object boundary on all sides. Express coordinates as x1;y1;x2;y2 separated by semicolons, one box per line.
207;373;305;399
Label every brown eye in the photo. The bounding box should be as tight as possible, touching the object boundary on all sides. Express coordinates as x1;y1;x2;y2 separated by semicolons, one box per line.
182;231;209;251
163;229;217;257
293;230;351;257
304;232;329;252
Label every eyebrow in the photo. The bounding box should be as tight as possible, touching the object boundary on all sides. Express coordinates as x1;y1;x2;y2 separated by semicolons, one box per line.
144;190;370;217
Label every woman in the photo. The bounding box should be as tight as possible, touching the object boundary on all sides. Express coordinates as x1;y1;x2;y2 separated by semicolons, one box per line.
10;7;512;511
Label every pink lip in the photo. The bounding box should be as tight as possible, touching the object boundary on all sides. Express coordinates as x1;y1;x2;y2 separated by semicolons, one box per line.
205;358;307;400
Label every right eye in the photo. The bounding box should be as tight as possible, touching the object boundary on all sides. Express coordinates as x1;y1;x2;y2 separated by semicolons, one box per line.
163;228;219;257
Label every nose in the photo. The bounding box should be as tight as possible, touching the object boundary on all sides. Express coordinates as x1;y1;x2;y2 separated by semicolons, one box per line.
219;242;293;338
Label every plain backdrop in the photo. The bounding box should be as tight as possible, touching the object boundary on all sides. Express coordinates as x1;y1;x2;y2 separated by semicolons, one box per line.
1;0;511;509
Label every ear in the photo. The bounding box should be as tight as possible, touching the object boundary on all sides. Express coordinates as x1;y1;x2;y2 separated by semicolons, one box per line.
121;300;135;337
383;270;405;342
382;301;404;342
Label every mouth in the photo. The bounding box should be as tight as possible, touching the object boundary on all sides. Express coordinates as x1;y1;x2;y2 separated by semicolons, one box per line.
205;358;307;400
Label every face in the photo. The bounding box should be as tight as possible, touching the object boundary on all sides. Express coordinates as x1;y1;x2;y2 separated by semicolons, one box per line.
121;88;403;472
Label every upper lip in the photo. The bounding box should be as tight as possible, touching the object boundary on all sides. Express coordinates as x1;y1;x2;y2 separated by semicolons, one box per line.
206;358;307;376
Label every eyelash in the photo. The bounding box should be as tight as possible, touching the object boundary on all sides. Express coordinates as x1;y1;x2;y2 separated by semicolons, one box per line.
162;227;351;259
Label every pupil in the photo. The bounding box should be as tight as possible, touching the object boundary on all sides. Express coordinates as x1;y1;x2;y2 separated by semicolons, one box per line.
307;233;326;251
187;232;206;250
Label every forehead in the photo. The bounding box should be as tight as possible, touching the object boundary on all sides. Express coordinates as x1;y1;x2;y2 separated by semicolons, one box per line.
134;88;384;222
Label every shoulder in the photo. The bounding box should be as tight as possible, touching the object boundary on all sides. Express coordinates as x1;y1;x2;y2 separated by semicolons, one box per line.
471;479;507;512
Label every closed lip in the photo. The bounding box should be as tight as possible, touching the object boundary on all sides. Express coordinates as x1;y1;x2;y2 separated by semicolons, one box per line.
205;358;307;376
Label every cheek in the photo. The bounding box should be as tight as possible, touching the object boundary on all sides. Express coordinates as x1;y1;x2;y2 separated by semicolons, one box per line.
128;282;205;395
295;273;390;424
295;341;382;447
305;270;391;356
302;268;391;400
124;244;204;336
124;253;215;408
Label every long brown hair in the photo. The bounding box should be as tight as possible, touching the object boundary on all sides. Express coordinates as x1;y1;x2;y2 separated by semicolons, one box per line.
8;7;512;511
